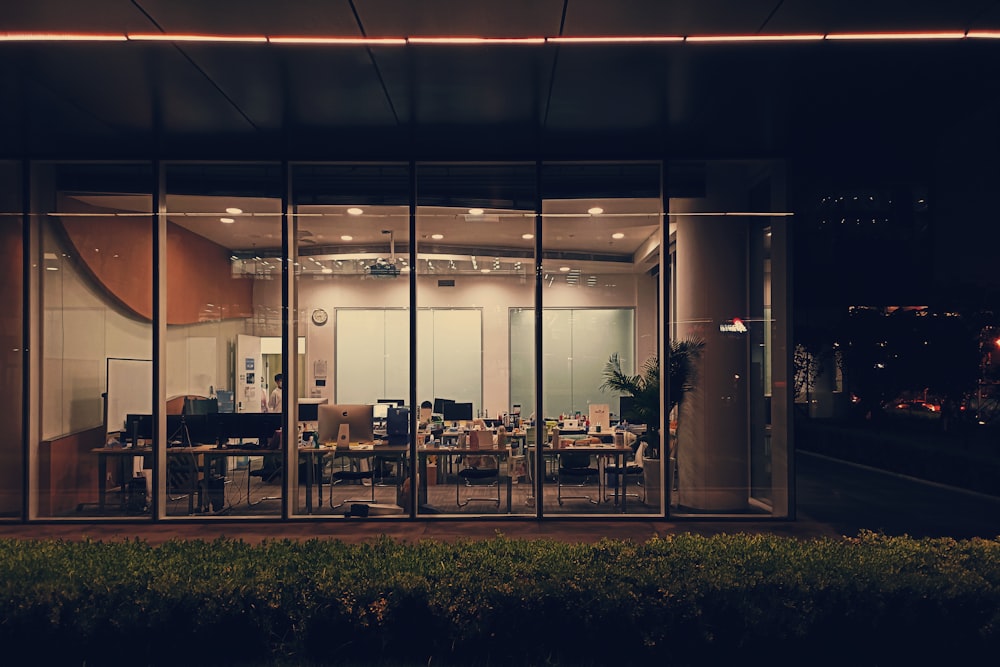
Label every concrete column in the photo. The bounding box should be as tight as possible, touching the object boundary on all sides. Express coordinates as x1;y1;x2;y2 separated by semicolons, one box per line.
674;166;750;511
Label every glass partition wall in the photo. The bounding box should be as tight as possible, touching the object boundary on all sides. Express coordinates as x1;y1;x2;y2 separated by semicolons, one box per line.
18;159;791;521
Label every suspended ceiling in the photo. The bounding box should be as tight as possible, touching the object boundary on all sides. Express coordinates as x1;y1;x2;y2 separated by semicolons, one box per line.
2;0;1000;160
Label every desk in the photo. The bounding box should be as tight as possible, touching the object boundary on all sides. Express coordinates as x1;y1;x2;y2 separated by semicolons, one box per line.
417;446;512;512
90;445;213;514
526;445;630;512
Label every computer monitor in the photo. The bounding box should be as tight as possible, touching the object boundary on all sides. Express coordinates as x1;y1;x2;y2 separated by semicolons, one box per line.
318;403;375;445
298;399;328;422
378;398;405;406
433;397;454;415
124;413;153;446
618;396;639;423
182;397;218;415
444;401;473;423
166;414;217;446
215;412;283;445
372;402;390;421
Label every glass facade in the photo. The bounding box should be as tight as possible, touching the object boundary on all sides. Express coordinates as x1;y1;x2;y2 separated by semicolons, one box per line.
0;162;22;518
5;159;791;522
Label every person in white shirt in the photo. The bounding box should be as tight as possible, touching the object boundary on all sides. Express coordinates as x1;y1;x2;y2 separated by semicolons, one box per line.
267;373;283;413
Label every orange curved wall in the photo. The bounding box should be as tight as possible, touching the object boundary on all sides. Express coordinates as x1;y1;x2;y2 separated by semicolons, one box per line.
55;199;253;325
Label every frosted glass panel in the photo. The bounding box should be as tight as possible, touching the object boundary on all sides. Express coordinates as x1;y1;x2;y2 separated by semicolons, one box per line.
339;308;480;409
384;310;410;400
428;310;482;411
572;309;634;415
511;308;634;419
337;310;391;403
509;308;534;415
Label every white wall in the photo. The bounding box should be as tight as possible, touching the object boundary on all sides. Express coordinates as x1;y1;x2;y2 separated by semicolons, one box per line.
255;270;656;417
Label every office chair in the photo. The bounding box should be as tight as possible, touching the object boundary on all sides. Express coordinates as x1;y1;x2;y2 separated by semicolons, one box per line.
328;454;376;509
556;441;601;505
603;440;646;505
456;430;501;508
167;451;202;514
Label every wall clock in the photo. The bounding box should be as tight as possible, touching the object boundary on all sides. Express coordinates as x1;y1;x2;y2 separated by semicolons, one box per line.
311;308;328;326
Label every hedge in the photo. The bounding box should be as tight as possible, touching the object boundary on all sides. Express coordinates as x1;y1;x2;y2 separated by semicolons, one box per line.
1;532;998;666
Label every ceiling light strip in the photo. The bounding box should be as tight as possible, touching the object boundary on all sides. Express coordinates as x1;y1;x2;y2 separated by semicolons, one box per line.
269;36;407;45
128;33;267;42
0;32;127;42
687;34;824;42
0;31;991;44
549;36;684;43
825;31;966;41
407;36;546;44
668;211;795;217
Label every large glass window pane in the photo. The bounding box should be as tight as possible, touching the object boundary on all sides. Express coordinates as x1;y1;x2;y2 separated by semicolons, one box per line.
0;162;23;519
165;163;282;517
416;163;536;517
541;163;662;516
669;160;791;518
34;162;153;519
292;163;410;518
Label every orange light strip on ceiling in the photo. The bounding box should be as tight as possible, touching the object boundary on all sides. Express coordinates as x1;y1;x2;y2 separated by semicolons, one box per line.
687;34;824;42
0;30;995;44
0;32;127;41
407;36;546;44
268;36;406;45
549;36;684;43
127;33;267;42
825;31;966;40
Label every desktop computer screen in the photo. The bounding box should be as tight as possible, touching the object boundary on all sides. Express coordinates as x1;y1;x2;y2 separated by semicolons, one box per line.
443;401;473;423
318;404;375;445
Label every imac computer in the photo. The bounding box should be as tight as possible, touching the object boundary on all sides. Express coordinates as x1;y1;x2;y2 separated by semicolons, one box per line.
318;404;375;446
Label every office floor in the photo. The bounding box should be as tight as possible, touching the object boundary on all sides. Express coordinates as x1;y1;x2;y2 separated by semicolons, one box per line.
75;461;655;518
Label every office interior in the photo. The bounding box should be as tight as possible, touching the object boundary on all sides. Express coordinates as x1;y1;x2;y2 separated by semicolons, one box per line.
0;159;790;521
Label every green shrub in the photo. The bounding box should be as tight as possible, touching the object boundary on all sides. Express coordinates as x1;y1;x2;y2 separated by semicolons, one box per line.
0;531;998;666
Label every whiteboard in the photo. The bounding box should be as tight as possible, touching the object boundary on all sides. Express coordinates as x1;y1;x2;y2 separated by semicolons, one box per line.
105;358;152;434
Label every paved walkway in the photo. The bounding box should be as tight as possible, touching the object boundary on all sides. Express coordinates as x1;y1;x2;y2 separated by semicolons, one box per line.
0;514;843;546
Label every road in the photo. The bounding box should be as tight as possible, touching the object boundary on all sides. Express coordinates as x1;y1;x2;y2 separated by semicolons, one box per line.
796;451;1000;539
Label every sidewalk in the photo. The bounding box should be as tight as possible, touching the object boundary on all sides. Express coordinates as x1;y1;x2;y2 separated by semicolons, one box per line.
0;515;842;546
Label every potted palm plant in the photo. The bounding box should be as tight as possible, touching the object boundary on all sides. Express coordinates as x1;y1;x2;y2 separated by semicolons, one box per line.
601;340;704;457
601;339;704;501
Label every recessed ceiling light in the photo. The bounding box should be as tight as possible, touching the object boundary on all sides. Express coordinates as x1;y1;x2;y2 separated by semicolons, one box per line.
225;207;243;215
611;232;625;239
559;266;571;272
220;217;235;223
468;208;485;215
431;233;444;240
480;268;492;273
347;207;364;216
321;267;333;274
521;233;534;240
341;235;353;241
588;207;604;215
